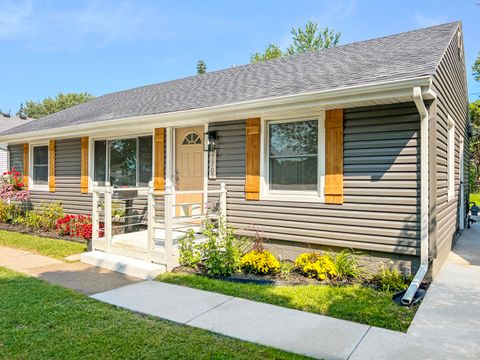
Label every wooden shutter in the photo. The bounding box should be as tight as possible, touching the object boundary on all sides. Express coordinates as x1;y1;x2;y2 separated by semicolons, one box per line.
245;118;261;200
80;137;89;193
23;144;29;189
154;128;165;191
49;140;56;192
325;109;344;204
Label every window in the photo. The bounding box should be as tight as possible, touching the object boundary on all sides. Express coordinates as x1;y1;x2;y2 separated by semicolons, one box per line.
263;117;325;201
182;132;202;145
32;145;48;186
447;116;455;200
93;135;153;188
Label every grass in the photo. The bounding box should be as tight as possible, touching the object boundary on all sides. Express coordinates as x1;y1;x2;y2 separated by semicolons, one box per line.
0;230;86;259
470;193;480;205
0;267;306;360
158;273;416;332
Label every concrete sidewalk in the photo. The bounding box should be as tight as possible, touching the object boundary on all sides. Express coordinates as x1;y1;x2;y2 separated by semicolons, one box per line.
0;246;139;295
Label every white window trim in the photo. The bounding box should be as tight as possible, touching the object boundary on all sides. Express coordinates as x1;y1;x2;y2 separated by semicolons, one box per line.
447;115;455;201
29;142;49;191
88;132;154;192
260;113;326;202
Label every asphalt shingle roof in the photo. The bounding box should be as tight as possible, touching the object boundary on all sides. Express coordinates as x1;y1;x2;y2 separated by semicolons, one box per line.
1;22;459;136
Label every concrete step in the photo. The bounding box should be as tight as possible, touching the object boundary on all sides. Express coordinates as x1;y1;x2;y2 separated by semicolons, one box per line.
81;251;166;280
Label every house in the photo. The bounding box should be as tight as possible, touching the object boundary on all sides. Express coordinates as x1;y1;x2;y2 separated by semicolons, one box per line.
0;22;469;288
0;113;31;173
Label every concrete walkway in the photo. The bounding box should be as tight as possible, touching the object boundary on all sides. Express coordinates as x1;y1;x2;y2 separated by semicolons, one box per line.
0;246;139;295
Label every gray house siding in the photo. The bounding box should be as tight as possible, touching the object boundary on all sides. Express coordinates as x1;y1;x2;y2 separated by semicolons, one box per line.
209;103;421;272
430;27;469;276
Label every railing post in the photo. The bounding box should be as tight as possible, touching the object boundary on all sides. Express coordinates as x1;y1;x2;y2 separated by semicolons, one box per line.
147;181;155;262
104;181;113;254
91;181;99;251
219;182;227;239
164;178;173;271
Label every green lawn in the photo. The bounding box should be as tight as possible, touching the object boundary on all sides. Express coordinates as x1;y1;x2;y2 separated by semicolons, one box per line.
0;230;86;259
0;267;306;360
158;273;416;332
470;193;480;205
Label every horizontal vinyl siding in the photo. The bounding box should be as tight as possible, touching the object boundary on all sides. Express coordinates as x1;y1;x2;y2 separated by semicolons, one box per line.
431;27;469;272
208;103;420;256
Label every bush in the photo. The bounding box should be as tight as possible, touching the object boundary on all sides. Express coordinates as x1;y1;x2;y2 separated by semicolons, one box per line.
0;167;30;202
371;267;411;292
177;218;246;277
23;202;64;230
331;249;360;280
295;252;337;280
0;201;22;223
56;214;93;240
241;250;280;275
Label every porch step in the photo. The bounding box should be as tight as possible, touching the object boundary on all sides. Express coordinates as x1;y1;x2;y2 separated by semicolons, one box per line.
81;251;166;280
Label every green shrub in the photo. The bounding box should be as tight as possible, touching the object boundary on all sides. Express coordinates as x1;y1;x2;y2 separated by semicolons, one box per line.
295;252;337;280
279;261;295;279
23;202;64;230
178;229;202;268
0;201;22;223
331;249;360;280
371;267;411;292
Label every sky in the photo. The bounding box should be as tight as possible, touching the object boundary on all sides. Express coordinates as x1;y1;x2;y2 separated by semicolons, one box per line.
0;0;479;114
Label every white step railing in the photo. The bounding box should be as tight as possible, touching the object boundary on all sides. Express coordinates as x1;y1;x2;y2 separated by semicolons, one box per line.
91;180;227;270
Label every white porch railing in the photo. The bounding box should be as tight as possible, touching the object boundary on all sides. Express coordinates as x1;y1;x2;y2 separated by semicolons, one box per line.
91;180;227;271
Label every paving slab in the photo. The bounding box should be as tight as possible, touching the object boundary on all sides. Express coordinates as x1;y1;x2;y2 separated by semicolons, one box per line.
92;281;234;324
188;297;369;360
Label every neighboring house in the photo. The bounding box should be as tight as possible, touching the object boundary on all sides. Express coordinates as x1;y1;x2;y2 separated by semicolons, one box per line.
0;113;32;173
0;22;469;282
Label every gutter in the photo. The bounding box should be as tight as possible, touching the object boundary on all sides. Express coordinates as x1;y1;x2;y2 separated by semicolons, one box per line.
401;86;435;305
0;76;433;144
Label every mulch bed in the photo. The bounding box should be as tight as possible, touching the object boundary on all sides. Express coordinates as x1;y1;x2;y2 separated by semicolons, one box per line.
0;222;88;245
171;265;357;287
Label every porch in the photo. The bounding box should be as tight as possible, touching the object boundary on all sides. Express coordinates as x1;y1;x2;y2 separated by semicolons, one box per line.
83;179;227;276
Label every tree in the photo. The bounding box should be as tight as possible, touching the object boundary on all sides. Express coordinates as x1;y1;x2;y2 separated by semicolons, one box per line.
250;21;341;63
197;60;207;74
470;100;480;192
17;92;95;119
473;52;480;82
286;23;340;55
250;44;284;64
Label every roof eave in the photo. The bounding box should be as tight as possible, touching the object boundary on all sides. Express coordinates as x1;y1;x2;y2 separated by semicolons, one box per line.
0;75;434;143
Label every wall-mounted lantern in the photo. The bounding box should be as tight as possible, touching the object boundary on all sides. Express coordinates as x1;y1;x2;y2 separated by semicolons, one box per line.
204;130;218;152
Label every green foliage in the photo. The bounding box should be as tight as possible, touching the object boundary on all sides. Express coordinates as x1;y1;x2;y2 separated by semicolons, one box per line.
178;229;202;268
470;100;480;192
295;252;337;280
473;52;480;82
279;261;295;279
159;272;417;332
286;22;340;55
196;59;207;74
251;21;340;63
0;202;22;223
17;92;95;119
177;218;246;277
22;202;64;230
250;44;284;63
331;249;360;280
241;250;280;274
371;267;411;293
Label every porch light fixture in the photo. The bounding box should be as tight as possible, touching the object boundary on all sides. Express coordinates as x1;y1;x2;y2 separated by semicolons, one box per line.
204;130;218;152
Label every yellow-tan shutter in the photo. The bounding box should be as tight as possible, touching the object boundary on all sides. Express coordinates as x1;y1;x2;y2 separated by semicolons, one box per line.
325;109;344;204
80;137;89;193
49;140;56;192
245;118;261;200
154;128;165;191
23;143;29;189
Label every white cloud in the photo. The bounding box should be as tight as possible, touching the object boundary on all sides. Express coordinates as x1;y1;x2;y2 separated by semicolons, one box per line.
0;0;167;51
415;13;447;28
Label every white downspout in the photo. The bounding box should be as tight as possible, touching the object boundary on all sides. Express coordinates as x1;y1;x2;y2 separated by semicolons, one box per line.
401;86;431;305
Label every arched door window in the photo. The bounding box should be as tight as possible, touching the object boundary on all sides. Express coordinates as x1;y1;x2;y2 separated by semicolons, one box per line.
182;132;202;145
